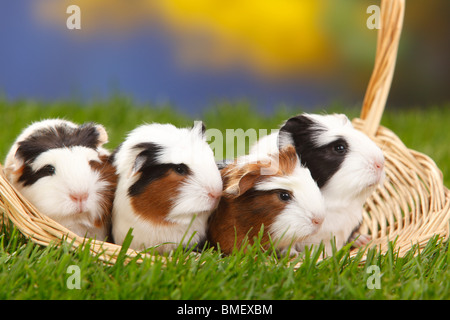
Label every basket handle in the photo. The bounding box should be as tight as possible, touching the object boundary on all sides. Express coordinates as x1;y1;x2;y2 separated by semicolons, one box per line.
360;0;405;137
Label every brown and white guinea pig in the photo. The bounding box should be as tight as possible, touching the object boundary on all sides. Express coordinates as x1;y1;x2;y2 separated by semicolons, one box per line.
111;121;223;252
4;119;117;240
207;145;326;256
249;113;385;254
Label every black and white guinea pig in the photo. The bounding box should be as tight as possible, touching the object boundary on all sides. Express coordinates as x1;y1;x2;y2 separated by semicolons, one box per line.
207;145;326;256
249;113;385;254
111;121;223;252
4;119;117;240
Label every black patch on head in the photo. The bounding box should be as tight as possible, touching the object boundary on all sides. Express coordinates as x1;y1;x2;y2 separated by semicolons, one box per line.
279;115;348;188
127;142;191;197
15;122;102;186
15;122;101;164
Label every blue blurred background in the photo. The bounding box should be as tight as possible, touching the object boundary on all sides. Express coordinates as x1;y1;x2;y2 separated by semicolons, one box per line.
1;0;449;115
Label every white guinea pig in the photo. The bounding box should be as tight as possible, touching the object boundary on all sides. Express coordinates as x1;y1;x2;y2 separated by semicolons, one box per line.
207;145;326;256
249;113;385;254
111;121;223;252
4;119;117;240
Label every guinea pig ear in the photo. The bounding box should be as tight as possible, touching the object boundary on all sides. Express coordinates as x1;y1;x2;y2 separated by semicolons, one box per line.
93;124;109;147
130;154;147;177
192;120;206;137
280;114;314;135
5;150;26;177
128;142;162;177
334;113;350;125
79;122;109;148
224;169;259;197
278;115;312;147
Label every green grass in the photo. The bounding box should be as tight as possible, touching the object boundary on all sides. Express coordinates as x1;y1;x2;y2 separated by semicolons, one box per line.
0;97;449;300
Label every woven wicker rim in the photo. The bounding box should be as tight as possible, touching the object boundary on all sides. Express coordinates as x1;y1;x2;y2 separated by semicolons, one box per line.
1;0;449;264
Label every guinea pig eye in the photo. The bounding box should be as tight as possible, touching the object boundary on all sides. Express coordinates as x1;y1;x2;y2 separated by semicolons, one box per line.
174;164;188;176
41;165;56;176
278;191;292;202
333;144;347;154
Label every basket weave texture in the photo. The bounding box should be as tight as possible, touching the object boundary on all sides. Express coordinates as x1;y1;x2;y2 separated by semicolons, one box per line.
0;0;449;263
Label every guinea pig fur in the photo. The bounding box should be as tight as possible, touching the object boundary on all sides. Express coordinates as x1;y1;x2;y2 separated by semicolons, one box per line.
207;145;326;256
4;119;117;240
111;121;223;252
249;113;385;254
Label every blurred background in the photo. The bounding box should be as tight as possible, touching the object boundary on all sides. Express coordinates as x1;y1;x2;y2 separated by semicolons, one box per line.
0;0;449;115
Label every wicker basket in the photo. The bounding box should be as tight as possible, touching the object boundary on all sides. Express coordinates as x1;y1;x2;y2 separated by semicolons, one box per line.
0;0;448;263
355;0;449;257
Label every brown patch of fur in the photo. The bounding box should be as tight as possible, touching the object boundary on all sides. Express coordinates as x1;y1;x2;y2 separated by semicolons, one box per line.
89;154;118;239
277;145;299;175
207;146;298;254
208;190;287;254
130;169;187;225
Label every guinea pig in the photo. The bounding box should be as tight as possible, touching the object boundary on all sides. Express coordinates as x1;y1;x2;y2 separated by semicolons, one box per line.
4;119;117;241
207;145;326;256
111;121;223;252
249;113;385;254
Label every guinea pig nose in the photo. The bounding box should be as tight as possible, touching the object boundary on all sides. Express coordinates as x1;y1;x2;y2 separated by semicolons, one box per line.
70;192;89;203
311;216;324;226
373;158;385;170
207;191;222;200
